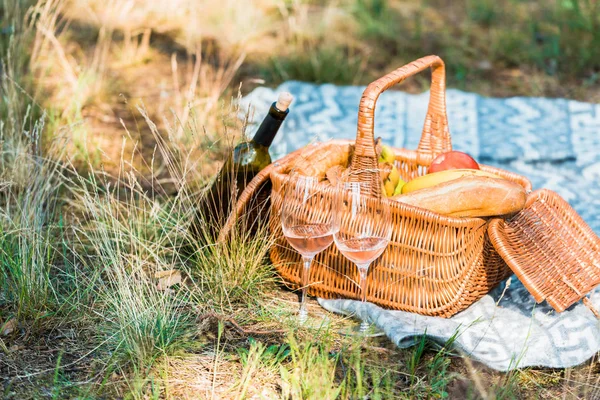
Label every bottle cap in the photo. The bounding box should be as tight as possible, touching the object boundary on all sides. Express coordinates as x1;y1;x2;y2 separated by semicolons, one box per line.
275;92;293;112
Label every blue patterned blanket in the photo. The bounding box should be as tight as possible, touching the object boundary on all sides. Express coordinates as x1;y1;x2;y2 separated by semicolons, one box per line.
241;82;600;371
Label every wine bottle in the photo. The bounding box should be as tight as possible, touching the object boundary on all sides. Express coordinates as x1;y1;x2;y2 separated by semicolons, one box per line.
192;92;293;240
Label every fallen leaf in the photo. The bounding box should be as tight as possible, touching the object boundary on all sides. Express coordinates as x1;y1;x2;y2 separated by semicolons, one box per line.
155;269;182;291
1;319;17;336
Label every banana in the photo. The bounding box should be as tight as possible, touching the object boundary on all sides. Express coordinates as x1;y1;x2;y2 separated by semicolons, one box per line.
393;179;406;196
384;180;395;197
378;145;396;164
401;169;502;194
388;164;400;186
379;162;392;182
375;140;399;196
375;137;383;160
383;165;401;196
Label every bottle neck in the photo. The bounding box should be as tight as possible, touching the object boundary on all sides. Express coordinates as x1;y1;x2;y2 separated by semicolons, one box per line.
251;101;289;148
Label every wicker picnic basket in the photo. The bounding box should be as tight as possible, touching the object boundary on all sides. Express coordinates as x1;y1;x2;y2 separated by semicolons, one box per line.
220;55;600;318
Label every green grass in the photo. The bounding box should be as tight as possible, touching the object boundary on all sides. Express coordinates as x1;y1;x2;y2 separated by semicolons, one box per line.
66;164;194;372
1;0;599;398
186;225;276;312
0;64;64;325
0;207;56;322
279;334;342;399
251;0;599;98
266;44;368;85
0;0;33;127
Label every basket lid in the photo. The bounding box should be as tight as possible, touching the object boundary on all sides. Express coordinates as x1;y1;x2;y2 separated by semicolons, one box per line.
488;189;600;314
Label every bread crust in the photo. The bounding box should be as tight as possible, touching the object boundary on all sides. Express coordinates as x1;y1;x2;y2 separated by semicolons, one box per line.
392;175;527;217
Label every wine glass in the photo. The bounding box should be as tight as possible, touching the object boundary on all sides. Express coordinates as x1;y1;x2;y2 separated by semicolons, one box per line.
281;176;336;323
334;180;393;334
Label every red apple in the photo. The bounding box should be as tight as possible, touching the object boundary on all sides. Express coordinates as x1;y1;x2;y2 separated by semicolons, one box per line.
428;151;480;173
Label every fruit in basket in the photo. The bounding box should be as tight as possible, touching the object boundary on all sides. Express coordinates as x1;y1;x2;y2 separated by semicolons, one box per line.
383;165;402;197
374;139;402;196
379;162;392;182
393;179;406;196
428;151;480;173
378;145;396;164
375;137;396;163
402;168;501;194
393;175;526;217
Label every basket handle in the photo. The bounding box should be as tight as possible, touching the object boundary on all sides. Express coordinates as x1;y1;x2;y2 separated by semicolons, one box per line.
350;55;451;195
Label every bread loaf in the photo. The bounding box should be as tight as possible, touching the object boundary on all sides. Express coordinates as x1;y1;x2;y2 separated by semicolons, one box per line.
290;143;352;180
392;175;527;217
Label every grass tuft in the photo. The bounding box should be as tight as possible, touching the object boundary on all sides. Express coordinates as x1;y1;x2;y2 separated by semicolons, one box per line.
67;161;196;370
0;105;65;324
186;223;276;313
279;333;342;400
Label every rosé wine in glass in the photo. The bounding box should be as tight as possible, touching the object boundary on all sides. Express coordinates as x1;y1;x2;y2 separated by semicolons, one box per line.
333;180;393;334
335;237;388;266
283;223;334;258
281;177;336;323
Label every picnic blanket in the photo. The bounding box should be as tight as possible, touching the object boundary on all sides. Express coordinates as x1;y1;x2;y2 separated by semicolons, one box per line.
241;81;600;371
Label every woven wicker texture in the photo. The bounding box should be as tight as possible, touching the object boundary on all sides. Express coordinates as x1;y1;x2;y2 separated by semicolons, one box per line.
488;189;600;313
349;55;450;197
221;56;537;318
267;141;527;317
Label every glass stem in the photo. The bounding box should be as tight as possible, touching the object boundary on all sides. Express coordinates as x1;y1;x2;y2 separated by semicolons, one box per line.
358;264;369;303
299;256;312;323
358;264;370;333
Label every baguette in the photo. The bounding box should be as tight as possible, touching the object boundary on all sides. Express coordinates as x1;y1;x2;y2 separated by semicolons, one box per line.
291;143;352;180
325;165;347;186
392;175;527;217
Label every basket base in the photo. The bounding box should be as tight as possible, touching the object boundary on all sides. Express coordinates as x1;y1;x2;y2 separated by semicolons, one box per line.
272;232;511;319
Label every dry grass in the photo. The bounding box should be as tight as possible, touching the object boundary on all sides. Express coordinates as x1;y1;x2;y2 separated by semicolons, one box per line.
1;0;599;398
15;0;599;175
